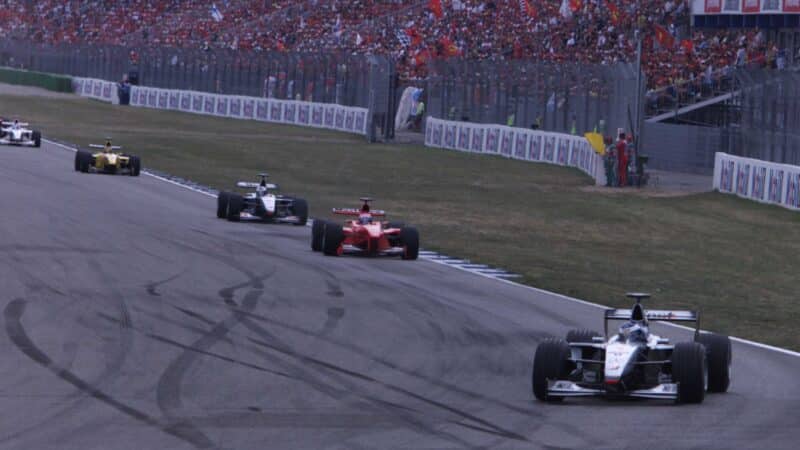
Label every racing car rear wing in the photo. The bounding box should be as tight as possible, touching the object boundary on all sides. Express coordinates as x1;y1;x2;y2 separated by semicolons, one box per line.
1;121;29;127
604;309;700;338
332;208;386;217
237;182;278;189
89;144;122;150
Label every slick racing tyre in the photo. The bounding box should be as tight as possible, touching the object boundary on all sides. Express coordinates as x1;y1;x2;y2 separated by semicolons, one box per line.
566;329;601;343
696;333;732;393
322;223;344;256
226;194;244;222
75;151;92;173
399;227;419;260
32;130;41;148
291;198;308;226
217;192;230;219
532;338;571;402
311;220;326;252
129;155;141;176
672;342;707;404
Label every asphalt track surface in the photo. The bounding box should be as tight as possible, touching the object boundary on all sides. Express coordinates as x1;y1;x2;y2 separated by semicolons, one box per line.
0;142;798;450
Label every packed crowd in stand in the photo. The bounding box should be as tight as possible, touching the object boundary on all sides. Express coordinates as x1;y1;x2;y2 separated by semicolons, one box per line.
0;1;793;90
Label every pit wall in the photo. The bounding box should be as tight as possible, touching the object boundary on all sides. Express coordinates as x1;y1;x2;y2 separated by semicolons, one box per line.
424;117;606;186
71;77;369;136
713;152;800;211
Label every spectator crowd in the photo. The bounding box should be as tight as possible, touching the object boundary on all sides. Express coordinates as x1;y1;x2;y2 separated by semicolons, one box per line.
0;0;794;90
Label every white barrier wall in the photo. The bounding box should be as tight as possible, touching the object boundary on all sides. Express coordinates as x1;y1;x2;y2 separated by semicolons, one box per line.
713;152;800;211
128;85;369;136
72;77;118;104
424;117;606;186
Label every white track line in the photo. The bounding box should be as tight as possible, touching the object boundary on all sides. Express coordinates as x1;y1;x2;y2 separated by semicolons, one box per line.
45;138;800;358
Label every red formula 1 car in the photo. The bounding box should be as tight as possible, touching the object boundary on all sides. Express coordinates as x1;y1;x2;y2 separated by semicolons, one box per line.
311;198;419;260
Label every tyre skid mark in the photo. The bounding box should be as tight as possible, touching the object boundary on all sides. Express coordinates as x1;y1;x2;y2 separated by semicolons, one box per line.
3;299;211;449
242;318;529;443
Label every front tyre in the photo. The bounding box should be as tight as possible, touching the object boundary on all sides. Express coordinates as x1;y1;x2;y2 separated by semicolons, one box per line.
129;156;141;176
672;342;707;404
226;194;244;222
32;130;41;147
532;338;571;402
217;192;230;219
399;227;419;260
322;223;344;256
696;333;731;393
311;219;326;252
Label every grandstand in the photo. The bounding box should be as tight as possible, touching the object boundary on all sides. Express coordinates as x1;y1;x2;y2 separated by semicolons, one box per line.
0;1;794;90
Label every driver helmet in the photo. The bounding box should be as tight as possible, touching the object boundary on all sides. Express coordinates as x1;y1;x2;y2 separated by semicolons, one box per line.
104;140;113;152
619;321;649;343
358;214;372;225
12;120;19;129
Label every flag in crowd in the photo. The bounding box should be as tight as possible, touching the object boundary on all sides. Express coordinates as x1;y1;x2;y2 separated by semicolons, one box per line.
654;24;675;49
520;0;536;19
210;4;224;22
429;0;443;19
396;29;411;47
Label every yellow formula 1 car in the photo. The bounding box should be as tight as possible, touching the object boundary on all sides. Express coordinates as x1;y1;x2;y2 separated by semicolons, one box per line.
74;140;141;176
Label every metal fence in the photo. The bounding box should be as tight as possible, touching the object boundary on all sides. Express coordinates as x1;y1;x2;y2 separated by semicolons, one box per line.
425;58;643;137
0;39;392;110
729;68;800;166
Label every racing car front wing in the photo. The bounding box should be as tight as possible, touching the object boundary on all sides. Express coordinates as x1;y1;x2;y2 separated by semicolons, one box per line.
0;138;36;147
547;380;678;400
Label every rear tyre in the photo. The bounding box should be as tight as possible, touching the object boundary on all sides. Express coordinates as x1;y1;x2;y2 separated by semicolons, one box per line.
216;192;230;219
322;223;344;256
696;333;731;393
129;156;141;176
672;342;707;404
291;198;308;226
311;220;326;252
226;194;244;222
32;131;41;147
399;227;419;260
566;329;602;343
532;338;571;402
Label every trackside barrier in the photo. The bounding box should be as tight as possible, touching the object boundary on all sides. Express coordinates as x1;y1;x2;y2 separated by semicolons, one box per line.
713;152;800;211
424;117;607;186
128;86;369;136
72;77;119;104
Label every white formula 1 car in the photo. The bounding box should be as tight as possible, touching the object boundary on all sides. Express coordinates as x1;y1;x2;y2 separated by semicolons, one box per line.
532;293;731;404
217;173;308;225
0;120;41;147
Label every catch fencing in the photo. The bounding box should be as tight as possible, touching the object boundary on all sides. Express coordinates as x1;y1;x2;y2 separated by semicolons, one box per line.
425;59;643;138
727;69;800;166
425;117;606;186
713;152;800;211
0;40;394;138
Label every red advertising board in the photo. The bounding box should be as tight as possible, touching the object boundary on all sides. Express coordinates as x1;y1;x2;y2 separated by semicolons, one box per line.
785;0;800;12
742;0;761;13
705;0;722;13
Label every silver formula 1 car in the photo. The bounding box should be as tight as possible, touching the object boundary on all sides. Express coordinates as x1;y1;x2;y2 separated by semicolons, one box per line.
0;120;41;147
216;173;308;225
532;293;731;404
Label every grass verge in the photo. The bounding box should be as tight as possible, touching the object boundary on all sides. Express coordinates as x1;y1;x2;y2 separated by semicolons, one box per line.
4;94;799;350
